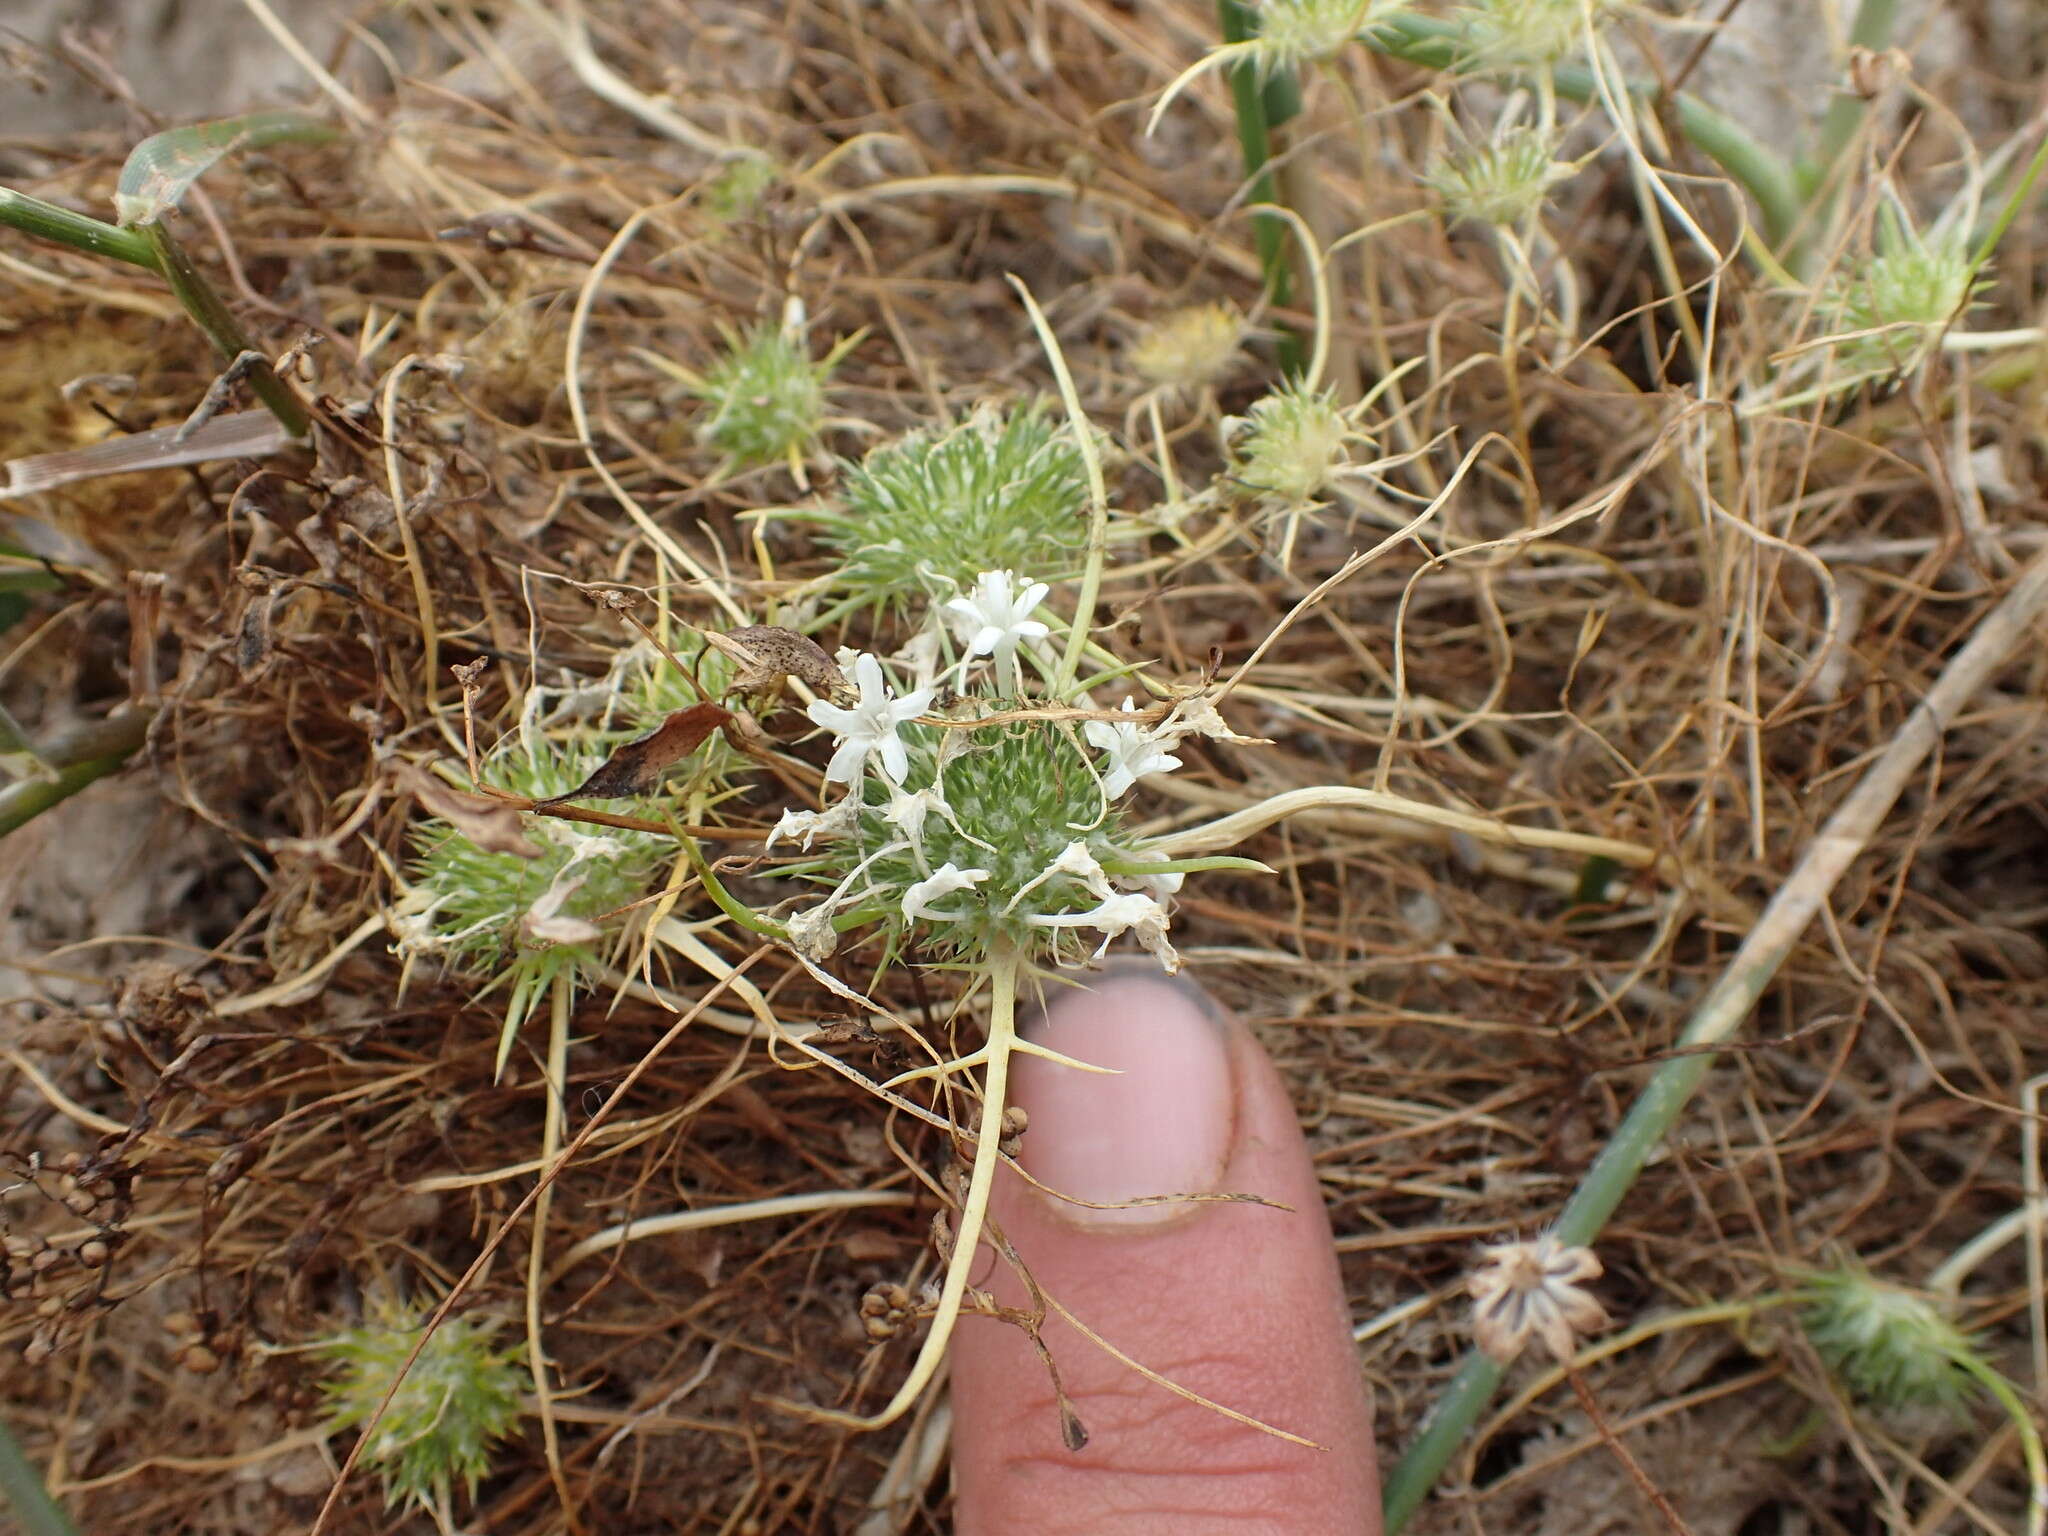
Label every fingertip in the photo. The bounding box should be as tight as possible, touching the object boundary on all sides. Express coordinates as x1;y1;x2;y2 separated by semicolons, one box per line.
952;973;1380;1535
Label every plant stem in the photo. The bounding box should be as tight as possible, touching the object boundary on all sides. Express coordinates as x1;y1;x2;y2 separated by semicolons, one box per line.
1807;0;1904;195
1383;544;2048;1530
1362;15;1803;254
138;220;310;439
0;709;153;841
1215;0;1306;375
0;1421;76;1536
1952;1355;2048;1536
0;187;156;268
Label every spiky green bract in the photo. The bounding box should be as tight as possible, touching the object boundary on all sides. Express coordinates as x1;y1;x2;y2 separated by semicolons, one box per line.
1453;0;1615;68
702;154;778;223
316;1294;524;1515
1251;0;1404;75
1428;125;1573;228
1799;1267;1983;1416
1226;381;1353;503
788;715;1175;969
1821;210;1985;377
695;321;836;465
402;735;669;1039
818;404;1091;615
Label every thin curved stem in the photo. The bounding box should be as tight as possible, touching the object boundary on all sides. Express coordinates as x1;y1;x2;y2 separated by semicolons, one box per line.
781;950;1022;1431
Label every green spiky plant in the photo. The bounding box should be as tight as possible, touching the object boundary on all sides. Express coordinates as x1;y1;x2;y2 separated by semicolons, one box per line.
397;732;672;1079
316;1293;525;1528
796;402;1096;620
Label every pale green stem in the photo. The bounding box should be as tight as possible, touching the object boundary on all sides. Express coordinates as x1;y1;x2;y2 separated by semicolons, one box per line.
138;220;310;438
0;1420;78;1536
1952;1356;2048;1536
0;187;155;267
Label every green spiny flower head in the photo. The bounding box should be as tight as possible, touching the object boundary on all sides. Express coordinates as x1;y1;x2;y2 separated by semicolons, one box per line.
695;316;841;467
763;641;1217;973
1429;125;1574;229
1250;0;1404;74
316;1293;524;1517
1226;380;1354;503
1821;208;1985;377
1454;0;1618;69
814;402;1092;615
1799;1266;1984;1416
399;730;671;1051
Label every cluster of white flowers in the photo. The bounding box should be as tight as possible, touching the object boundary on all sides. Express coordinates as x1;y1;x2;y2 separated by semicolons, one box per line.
767;571;1204;971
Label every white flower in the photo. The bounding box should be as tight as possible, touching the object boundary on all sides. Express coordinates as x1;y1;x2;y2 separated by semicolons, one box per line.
806;652;934;785
945;569;1050;686
1025;891;1180;972
1083;698;1182;799
900;862;990;921
765;795;861;851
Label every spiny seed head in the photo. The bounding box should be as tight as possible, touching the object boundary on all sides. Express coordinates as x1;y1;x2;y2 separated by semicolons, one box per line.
820;403;1092;614
402;735;669;1034
1428;126;1574;228
1822;211;1984;376
1800;1267;1983;1416
695;320;837;465
1129;302;1245;393
1251;0;1403;74
316;1294;524;1515
1226;381;1354;503
702;153;778;223
1454;0;1617;69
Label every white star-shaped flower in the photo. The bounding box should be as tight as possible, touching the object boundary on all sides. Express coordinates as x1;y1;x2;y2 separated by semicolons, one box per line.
1025;891;1180;972
806;652;934;785
1082;698;1182;799
945;569;1050;686
900;862;990;922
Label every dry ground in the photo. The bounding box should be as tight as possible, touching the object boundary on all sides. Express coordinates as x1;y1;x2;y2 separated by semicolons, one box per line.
3;1;2048;1533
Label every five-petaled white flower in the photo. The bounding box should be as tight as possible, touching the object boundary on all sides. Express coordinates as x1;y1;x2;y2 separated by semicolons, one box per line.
807;652;934;785
1025;891;1180;972
945;570;1050;686
901;862;990;921
1083;698;1183;799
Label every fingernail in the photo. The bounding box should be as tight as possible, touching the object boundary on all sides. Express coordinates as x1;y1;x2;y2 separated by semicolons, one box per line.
1013;972;1236;1229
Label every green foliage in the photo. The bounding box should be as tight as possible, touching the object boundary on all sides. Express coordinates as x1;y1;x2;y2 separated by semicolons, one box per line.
1821;208;1985;377
695;321;837;466
815;403;1092;613
401;734;670;1053
317;1295;524;1517
1428;125;1572;228
1800;1267;1983;1416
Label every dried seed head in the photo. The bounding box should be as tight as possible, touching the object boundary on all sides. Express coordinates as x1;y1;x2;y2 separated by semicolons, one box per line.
1467;1235;1608;1364
1128;302;1244;394
1251;0;1404;74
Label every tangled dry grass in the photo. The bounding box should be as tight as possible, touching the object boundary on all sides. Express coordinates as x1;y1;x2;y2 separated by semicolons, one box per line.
2;1;2047;1532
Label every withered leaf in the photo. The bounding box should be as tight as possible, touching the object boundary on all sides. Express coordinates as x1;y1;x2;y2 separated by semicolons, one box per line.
398;763;540;857
541;703;733;802
711;625;848;699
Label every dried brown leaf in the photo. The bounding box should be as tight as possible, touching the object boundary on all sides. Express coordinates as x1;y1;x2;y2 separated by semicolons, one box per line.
710;625;849;698
397;763;540;857
541;703;733;802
